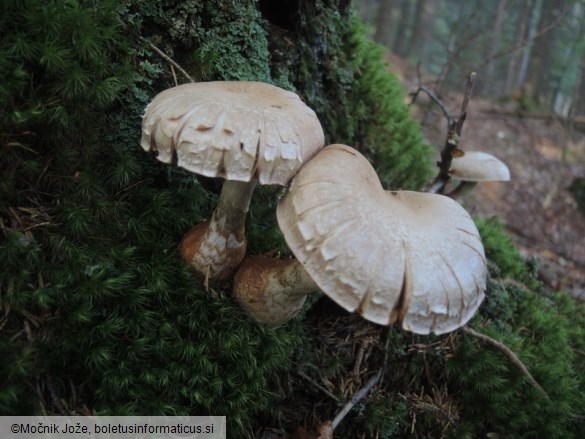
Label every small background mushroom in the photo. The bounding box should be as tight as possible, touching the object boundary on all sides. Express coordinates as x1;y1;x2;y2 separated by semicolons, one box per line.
447;151;510;200
141;81;324;281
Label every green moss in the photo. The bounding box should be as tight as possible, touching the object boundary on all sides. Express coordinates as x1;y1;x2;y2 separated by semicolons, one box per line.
358;395;409;438
121;0;271;83
0;1;297;434
345;20;434;190
454;219;584;437
0;335;37;414
267;5;434;190
447;286;585;438
476;217;528;279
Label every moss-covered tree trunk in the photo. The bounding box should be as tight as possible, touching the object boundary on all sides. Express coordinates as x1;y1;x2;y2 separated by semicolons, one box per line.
3;1;582;438
0;0;430;433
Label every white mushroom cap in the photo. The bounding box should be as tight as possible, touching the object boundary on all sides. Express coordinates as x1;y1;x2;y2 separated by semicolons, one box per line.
141;81;325;185
276;144;487;335
449;151;510;182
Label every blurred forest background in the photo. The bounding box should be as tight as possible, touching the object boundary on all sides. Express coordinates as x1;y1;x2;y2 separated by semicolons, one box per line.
358;0;585;116
1;1;584;438
357;0;585;300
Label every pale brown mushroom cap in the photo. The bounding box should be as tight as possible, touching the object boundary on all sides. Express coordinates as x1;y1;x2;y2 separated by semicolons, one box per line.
277;144;487;335
141;81;324;185
449;151;510;182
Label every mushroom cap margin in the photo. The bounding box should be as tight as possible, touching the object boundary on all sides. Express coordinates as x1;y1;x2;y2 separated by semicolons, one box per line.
449;151;510;182
276;144;487;335
141;81;325;185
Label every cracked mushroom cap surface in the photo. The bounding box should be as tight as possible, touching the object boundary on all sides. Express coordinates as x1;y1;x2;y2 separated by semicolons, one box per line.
276;144;487;335
141;81;325;185
449;151;510;182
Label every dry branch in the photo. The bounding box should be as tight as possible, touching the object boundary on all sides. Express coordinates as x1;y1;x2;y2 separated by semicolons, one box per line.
296;370;341;403
428;72;477;194
116;16;195;84
461;326;549;398
138;36;195;83
331;368;383;430
410;64;452;130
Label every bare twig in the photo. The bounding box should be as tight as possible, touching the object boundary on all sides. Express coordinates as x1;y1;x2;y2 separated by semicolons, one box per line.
351;338;374;378
170;64;178;87
411;85;451;126
47;376;71;415
116;16;195;84
428;72;476;194
35;380;48;416
461;326;549;398
455;72;476;135
331;368;383;430
138;36;195;83
296;370;341;403
411;64;454;132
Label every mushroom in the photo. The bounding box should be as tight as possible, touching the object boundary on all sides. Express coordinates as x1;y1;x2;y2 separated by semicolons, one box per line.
141;81;324;281
447;151;510;200
234;144;487;334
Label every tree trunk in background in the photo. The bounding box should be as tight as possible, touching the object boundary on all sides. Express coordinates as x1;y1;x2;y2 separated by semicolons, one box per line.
576;56;585;116
526;0;564;105
358;0;581;115
516;0;542;92
505;0;530;95
482;0;507;97
357;0;375;22
407;0;434;67
374;0;395;47
392;0;413;57
550;2;583;115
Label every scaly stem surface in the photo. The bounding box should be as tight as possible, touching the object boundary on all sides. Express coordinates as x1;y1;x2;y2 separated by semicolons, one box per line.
180;179;256;282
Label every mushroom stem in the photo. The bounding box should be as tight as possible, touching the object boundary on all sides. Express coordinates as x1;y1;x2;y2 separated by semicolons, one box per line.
180;179;257;280
233;255;319;326
446;181;478;201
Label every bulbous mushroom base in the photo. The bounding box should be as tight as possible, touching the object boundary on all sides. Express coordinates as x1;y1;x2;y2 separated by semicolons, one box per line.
233;255;318;326
180;220;246;281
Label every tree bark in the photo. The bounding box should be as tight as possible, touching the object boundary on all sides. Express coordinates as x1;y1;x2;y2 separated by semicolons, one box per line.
576;57;585;116
406;0;434;66
374;0;395;47
482;0;507;97
525;0;564;104
392;0;413;57
550;2;584;115
357;0;376;22
516;0;542;91
504;0;530;95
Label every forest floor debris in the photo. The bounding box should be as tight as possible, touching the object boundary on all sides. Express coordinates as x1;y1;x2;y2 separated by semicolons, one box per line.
387;53;585;300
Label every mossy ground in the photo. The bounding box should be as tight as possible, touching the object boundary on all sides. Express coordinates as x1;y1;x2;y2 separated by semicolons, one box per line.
1;1;583;438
